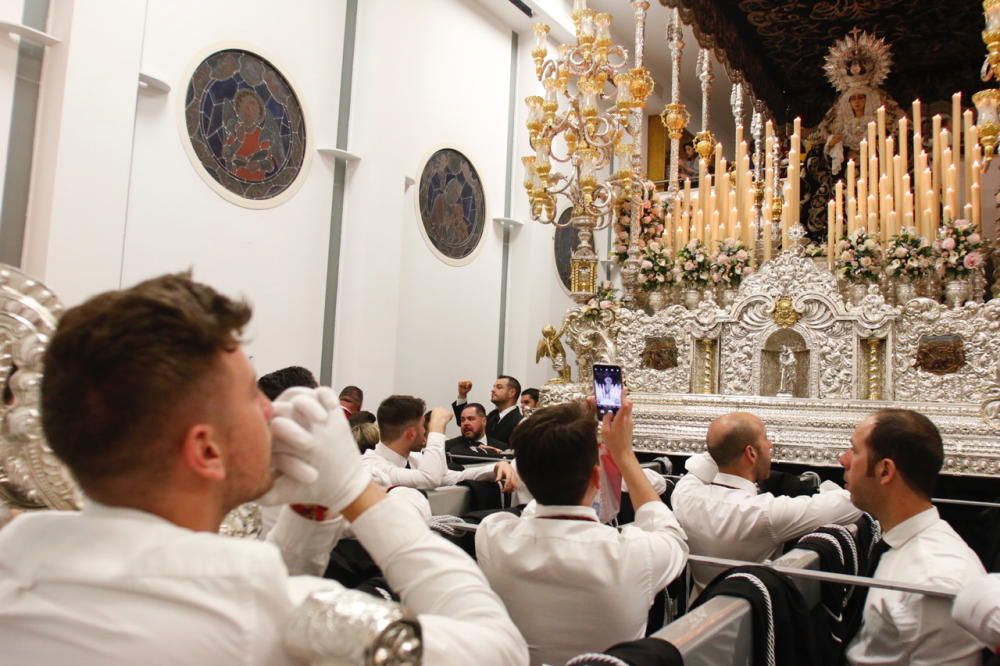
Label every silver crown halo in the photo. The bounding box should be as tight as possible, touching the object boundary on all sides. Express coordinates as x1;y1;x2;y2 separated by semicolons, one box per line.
823;28;893;93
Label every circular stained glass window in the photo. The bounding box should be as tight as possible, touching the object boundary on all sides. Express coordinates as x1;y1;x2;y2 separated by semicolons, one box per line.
418;149;486;263
184;49;306;203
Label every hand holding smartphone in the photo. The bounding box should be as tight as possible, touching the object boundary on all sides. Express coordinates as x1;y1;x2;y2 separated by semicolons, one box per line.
592;363;623;420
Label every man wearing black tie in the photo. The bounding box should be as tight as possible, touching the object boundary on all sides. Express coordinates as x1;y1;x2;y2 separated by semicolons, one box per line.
452;376;523;446
841;409;986;665
446;403;505;458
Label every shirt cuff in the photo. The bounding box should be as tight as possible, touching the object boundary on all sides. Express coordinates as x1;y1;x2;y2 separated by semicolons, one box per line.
350;495;429;562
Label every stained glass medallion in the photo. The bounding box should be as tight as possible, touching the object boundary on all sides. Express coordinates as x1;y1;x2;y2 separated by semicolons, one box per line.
417;149;486;263
184;49;306;204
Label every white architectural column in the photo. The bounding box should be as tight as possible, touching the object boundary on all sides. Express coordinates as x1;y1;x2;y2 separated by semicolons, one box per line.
21;0;145;306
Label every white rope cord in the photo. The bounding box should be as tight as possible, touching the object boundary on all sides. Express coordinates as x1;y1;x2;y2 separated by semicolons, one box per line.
727;572;776;666
565;652;630;666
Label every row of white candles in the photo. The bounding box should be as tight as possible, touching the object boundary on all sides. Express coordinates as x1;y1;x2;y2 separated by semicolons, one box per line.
824;94;983;268
654;93;984;270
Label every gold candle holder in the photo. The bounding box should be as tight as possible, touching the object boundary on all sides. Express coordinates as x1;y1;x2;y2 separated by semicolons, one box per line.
694;129;715;161
660;102;690;140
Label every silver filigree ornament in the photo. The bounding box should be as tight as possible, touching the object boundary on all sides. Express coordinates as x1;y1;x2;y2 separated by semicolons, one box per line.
540;253;1000;476
285;589;422;666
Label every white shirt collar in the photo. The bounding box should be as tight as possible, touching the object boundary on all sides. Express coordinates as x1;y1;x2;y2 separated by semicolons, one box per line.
531;504;600;521
498;404;519;420
374;442;410;468
712;472;758;495
882;506;939;549
476;433;488;445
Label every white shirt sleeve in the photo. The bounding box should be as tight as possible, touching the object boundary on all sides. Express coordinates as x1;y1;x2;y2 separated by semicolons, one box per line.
363;433;448;490
622;468;667;495
766;484;863;545
266;505;348;576
351;495;529;665
620;502;689;606
952;573;1000;650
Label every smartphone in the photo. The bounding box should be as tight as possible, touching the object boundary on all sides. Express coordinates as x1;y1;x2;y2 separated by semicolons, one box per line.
593;363;623;420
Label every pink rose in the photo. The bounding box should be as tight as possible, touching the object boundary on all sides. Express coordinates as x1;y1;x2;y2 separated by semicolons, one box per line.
964;252;983;270
642;200;652;210
684;260;696;271
600;300;612;309
954;218;970;231
894;246;908;258
968;233;981;245
649;241;661;252
641;260;653;269
736;250;748;261
941;237;956;251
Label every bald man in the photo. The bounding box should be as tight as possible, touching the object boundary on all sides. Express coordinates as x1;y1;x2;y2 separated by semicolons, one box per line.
672;412;862;591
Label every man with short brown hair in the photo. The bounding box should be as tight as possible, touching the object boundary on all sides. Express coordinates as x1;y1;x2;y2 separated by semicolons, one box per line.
842;409;985;665
0;273;527;666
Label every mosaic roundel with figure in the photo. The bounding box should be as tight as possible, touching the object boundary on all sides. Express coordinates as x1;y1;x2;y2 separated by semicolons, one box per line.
418;149;486;262
185;49;306;202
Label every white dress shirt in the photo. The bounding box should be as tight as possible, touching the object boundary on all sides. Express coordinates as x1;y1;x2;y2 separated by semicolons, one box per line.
476;501;688;666
953;573;1000;652
846;507;986;666
672;453;862;589
362;433;505;490
0;496;528;666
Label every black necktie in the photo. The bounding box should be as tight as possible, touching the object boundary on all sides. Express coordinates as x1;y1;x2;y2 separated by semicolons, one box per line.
404;459;412;470
865;538;891;577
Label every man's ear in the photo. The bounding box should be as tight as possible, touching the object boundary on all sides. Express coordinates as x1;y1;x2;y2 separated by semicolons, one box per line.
744;443;758;466
877;457;896;486
180;423;226;482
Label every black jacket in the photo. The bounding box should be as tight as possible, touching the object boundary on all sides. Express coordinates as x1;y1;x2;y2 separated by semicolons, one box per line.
690;565;829;666
451;401;522;445
444;435;506;458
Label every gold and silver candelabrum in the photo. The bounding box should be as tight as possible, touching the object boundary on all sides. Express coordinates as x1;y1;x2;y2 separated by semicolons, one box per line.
524;1;653;303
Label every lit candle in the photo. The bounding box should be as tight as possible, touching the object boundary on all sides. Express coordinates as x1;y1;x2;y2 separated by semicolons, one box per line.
902;174;913;222
860;139;869;184
879;174;890;232
835;180;844;241
712;210;720;250
932;115;942;215
971;182;981;228
899;116;908;181
877;106;887;166
858;178;868;224
883;194;893;241
827;200;836;270
781;181;791;250
952;93;961;166
846;159;856;234
887;210;897;241
695;208;703;242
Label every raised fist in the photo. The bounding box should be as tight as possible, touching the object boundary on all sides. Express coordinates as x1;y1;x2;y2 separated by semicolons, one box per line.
457;380;473;399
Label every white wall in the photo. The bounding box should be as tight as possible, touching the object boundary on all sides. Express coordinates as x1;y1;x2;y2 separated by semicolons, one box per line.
0;0;24;207
334;0;518;420
23;0;346;379
120;0;346;378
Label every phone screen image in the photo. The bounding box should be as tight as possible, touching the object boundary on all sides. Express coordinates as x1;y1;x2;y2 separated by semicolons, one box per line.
593;364;623;419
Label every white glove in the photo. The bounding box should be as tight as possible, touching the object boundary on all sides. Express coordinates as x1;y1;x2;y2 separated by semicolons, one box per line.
257;388;371;514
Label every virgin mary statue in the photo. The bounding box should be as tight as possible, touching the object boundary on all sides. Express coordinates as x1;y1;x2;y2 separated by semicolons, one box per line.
815;29;904;176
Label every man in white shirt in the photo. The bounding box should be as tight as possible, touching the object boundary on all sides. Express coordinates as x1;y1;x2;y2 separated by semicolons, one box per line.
362;394;520;492
0;273;528;666
672;412;862;590
476;398;689;666
841;408;985;665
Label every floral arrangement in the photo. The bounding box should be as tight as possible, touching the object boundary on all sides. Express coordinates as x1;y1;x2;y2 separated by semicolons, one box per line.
676;239;711;286
612;181;665;263
803;242;826;258
637;242;674;292
580;281;620;321
836;228;882;282
710;239;755;287
933;218;985;279
884;227;934;281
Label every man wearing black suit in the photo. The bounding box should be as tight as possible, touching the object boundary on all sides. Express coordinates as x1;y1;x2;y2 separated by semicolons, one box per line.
452;376;523;445
446;403;506;458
